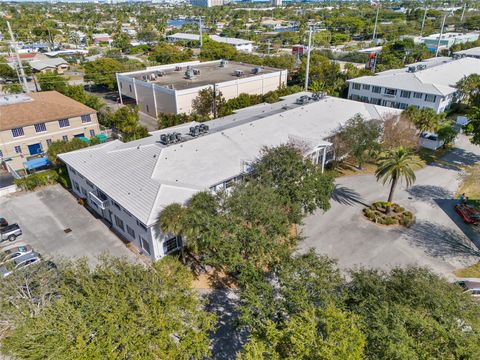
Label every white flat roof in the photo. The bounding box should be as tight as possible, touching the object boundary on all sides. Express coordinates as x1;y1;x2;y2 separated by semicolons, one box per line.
59;95;400;226
348;57;480;96
454;47;480;57
167;33;254;46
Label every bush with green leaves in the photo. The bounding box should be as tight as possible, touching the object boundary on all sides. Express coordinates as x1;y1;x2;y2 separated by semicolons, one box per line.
14;170;59;191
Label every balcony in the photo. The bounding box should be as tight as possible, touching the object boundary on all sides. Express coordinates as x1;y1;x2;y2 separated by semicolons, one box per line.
89;192;109;210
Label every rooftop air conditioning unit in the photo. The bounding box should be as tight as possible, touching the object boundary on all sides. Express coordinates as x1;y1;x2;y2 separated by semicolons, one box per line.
251;67;263;75
234;69;245;77
311;92;326;101
193;68;201;75
185;68;196;79
417;64;427;70
220;60;228;67
160;134;169;145
175;66;181;71
407;66;416;73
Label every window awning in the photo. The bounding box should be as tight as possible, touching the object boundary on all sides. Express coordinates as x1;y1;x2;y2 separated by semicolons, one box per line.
24;156;50;170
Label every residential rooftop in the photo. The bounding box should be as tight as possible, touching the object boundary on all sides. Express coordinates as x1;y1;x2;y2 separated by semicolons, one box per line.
347;57;480;96
454;46;480;57
59;94;400;227
124;60;281;91
0;91;96;131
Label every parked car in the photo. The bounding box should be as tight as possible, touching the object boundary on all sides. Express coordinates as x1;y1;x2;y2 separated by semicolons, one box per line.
454;204;480;225
0;245;32;264
0;218;8;228
455;280;480;298
0;252;41;278
0;223;22;242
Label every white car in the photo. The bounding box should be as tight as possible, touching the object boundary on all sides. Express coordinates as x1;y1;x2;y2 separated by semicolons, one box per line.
0;252;41;278
0;245;32;265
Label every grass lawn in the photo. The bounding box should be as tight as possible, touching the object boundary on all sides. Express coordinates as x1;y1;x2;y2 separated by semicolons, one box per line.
456;162;480;210
455;262;480;278
417;146;450;166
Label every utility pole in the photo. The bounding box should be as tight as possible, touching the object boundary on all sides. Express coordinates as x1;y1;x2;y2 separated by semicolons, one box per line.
7;21;29;93
372;6;380;42
212;84;217;119
420;7;428;36
460;3;466;23
435;14;446;58
304;26;313;92
199;17;203;48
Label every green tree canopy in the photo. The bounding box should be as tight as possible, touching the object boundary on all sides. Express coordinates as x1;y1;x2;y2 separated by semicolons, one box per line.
46;138;89;165
456;74;480;108
250;144;334;223
1;257;216;359
149;43;193;64
191;87;227;118
102;106;148;141
37;71;68;92
112;32;131;53
403;106;445;134
84;58;124;90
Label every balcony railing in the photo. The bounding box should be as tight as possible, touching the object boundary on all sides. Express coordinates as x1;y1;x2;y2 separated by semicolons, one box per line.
89;192;109;210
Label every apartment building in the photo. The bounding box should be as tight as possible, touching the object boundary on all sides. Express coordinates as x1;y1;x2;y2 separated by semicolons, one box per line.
59;93;400;260
116;60;287;117
0;92;99;171
166;34;254;53
420;32;479;52
190;0;223;7
347;57;480;113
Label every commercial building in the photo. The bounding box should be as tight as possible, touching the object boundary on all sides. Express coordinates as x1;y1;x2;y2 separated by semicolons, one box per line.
59;93;400;260
166;33;254;53
420;32;479;52
0;92;99;172
453;46;480;60
116;60;287;117
190;0;223;7
347;57;480;113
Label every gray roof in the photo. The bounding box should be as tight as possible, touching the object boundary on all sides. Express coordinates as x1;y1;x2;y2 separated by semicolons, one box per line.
59;95;400;226
454;47;480;57
30;58;68;71
348;57;480;96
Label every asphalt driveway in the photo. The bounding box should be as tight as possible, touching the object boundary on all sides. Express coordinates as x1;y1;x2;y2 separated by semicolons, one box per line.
0;185;138;266
300;135;480;279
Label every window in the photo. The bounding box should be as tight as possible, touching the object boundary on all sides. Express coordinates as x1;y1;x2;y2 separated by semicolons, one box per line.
413;92;423;99
120;82;123;89
34;123;47;133
58;119;70;128
351;83;361;90
81;115;91;123
123;209;132;217
129;84;132;92
0;150;3;158
425;94;436;102
86;180;94;188
372;86;381;94
114;215;124;231
141;237;151;255
126;225;135;239
163;236;181;254
400;90;411;99
81;187;87;196
362;84;370;90
73;181;80;192
370;98;382;105
89;129;95;137
384;88;396;96
113;202;121;211
69;167;77;175
14;146;22;154
399;103;409;109
137;220;147;231
146;105;149;112
11;127;24;138
62;135;68;142
46;139;52;146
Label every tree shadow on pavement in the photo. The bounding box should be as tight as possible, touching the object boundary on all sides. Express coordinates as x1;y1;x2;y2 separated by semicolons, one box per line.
205;289;249;360
331;185;368;207
406;185;454;203
431;147;480;170
399;220;480;258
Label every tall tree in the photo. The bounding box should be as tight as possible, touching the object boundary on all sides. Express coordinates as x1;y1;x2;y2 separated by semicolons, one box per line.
1;257;216;359
37;71;68;92
84;58;124;90
191;88;226;118
403;107;445;135
375;147;423;213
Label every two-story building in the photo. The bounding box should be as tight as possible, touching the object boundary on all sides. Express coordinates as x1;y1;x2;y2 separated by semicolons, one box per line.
347;57;480;113
59;93;400;260
0;91;99;172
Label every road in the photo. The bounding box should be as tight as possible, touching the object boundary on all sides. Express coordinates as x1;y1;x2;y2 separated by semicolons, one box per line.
300;135;480;280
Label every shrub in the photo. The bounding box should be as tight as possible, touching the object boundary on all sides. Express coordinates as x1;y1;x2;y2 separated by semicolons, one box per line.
56;166;71;189
383;216;398;225
15;170;59;191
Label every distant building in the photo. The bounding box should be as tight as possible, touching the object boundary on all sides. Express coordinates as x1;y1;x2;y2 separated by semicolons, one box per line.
453;46;480;60
166;33;254;53
420;32;479;52
347;57;480;113
92;33;113;46
272;0;282;6
116;60;287;116
59;94;400;260
190;0;223;7
0;92;99;172
29;58;69;74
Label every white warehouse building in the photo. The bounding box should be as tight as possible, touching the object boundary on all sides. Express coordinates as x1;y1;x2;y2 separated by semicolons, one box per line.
59;94;400;260
347;57;480;113
116;60;287;117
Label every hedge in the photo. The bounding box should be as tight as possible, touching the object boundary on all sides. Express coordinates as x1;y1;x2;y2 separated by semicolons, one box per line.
15;170;59;191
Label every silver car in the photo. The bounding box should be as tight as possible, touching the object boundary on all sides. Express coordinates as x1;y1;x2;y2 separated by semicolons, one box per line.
0;252;41;278
0;245;32;264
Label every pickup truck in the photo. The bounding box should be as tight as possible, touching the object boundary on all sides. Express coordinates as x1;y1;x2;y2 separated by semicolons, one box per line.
0;224;22;242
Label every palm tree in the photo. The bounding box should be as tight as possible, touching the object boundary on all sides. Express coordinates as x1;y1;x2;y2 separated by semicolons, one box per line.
375;147;424;214
158;203;186;263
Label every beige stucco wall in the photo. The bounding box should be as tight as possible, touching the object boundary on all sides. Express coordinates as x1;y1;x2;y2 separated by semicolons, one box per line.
0;113;100;171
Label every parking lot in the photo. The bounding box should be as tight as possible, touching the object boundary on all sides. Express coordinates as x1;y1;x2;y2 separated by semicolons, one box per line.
1;185;138;266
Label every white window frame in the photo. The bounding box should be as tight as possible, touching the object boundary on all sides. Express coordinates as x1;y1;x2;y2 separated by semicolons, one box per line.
58;119;70;128
11;127;24;138
34;123;47;133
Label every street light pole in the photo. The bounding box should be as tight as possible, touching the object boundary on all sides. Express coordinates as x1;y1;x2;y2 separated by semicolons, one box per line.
372;7;380;41
7;20;29;93
420;7;428;36
199;17;203;48
304;27;313;92
435;14;446;58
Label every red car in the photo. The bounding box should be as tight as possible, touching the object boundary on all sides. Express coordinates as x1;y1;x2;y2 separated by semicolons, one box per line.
0;218;8;228
454;204;480;225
